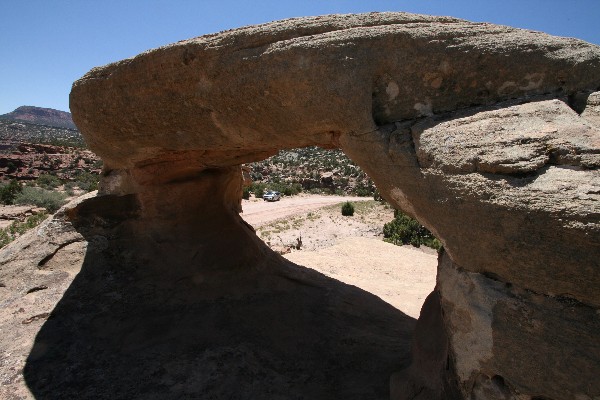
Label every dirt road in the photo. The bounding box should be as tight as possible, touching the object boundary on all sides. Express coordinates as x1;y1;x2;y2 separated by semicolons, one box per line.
240;195;371;227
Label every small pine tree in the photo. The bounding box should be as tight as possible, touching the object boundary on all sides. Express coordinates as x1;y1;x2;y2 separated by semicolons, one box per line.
0;180;22;205
341;201;354;216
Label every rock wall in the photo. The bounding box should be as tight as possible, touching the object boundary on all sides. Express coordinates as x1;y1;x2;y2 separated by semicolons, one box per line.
30;12;600;399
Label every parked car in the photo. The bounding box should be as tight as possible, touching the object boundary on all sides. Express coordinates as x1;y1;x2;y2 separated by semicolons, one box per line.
262;190;281;202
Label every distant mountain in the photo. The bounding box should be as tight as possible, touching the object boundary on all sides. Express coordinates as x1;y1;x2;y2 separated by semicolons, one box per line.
0;106;77;130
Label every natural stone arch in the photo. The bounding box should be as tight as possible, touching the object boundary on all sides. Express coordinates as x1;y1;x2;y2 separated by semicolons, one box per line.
28;12;600;399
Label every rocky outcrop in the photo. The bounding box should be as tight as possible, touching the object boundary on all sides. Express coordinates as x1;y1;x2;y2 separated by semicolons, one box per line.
6;12;600;399
342;96;600;399
0;142;101;181
582;90;600;127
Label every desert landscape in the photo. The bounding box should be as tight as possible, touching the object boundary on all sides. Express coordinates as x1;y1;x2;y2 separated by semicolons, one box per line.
1;6;599;400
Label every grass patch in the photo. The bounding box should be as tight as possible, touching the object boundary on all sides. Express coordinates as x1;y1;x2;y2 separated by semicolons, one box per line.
14;186;68;212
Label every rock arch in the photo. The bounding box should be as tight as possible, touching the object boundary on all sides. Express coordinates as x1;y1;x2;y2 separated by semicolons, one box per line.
29;12;600;399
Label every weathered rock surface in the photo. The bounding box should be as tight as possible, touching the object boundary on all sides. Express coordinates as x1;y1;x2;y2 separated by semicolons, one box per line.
70;12;600;171
345;98;600;307
2;11;599;400
582;90;600;128
437;252;600;400
0;195;89;399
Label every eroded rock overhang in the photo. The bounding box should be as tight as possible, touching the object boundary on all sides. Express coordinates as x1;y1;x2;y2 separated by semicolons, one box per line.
70;12;600;170
69;12;600;399
70;11;600;301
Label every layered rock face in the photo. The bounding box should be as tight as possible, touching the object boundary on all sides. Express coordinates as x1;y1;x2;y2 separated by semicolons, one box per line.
22;12;600;399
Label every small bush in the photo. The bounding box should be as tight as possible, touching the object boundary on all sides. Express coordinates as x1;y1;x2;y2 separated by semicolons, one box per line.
262;182;302;197
14;187;68;212
341;201;355;216
373;190;384;202
383;209;442;250
36;174;62;190
254;185;265;198
280;183;302;196
72;171;99;192
250;182;266;199
0;212;48;248
242;186;251;200
0;180;22;205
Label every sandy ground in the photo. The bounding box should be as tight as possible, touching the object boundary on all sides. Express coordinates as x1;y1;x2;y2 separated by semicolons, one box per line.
240;195;438;318
286;237;437;318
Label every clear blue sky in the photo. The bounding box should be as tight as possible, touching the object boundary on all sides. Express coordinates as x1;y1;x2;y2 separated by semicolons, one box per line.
1;0;599;114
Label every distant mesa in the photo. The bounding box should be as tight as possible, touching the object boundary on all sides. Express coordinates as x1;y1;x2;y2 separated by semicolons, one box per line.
0;106;77;130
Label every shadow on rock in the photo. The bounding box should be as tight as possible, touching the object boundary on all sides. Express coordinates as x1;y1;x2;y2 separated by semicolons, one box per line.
23;197;416;400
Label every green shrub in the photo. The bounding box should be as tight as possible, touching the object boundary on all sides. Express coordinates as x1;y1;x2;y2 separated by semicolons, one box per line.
268;182;302;197
14;187;68;212
72;171;99;192
383;209;442;250
373;190;384;202
0;180;22;205
0;230;10;248
341;201;355;216
253;184;265;198
353;182;374;197
242;186;251;200
36;173;62;190
0;212;48;248
254;187;265;199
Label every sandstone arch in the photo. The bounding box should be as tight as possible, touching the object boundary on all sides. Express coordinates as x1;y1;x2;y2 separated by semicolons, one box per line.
25;12;600;399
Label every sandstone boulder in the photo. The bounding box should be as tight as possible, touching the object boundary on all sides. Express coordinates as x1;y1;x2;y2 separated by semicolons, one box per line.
582;90;600;128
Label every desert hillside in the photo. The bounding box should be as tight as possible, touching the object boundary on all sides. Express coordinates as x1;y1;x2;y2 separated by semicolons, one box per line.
0;106;77;130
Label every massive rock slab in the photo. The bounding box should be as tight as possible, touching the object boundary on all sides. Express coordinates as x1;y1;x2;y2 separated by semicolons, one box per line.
71;12;600;172
14;12;600;399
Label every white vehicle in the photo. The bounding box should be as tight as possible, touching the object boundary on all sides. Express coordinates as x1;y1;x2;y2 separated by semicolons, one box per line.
262;190;281;202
